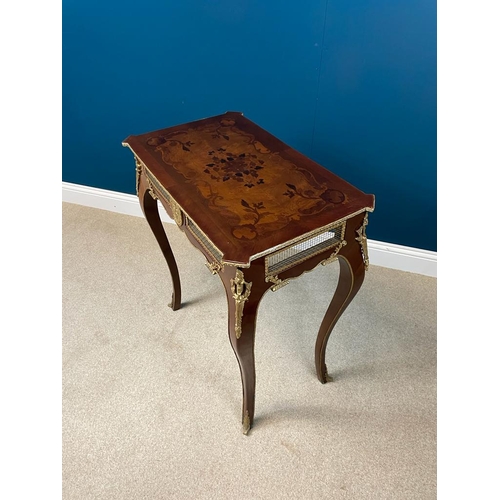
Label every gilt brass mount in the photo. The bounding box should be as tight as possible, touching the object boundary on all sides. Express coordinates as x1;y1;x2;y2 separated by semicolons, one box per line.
169;199;183;227
231;269;252;339
265;275;290;291
355;213;370;270
320;240;347;266
134;156;142;196
205;261;222;275
242;411;251;435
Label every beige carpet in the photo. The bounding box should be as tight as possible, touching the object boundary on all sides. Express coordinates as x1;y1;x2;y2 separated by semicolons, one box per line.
62;202;436;500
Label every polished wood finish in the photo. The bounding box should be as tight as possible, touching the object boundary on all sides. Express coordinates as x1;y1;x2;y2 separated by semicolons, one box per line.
124;111;374;265
123;113;374;434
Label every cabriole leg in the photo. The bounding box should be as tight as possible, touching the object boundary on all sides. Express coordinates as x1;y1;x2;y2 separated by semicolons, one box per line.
315;216;367;383
138;180;182;311
221;267;267;435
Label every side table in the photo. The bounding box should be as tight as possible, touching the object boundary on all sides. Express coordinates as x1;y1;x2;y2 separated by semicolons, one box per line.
122;112;375;434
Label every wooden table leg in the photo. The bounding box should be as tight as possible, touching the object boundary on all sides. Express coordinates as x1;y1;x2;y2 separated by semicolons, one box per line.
220;266;268;435
138;182;182;310
315;216;367;383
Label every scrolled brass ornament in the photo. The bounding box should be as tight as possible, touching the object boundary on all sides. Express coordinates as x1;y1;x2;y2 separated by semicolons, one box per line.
265;274;290;292
320;240;347;266
231;269;252;339
355;213;370;270
205;261;222;275
134;157;143;196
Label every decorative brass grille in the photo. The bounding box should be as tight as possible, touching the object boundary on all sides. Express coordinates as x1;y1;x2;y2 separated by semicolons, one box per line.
186;217;224;263
144;169;171;203
265;221;346;276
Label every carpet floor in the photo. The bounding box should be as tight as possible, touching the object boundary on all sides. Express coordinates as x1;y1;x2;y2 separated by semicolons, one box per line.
62;202;436;499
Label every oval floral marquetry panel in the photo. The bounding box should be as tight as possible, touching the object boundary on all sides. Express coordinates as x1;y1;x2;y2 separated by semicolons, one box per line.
146;118;347;241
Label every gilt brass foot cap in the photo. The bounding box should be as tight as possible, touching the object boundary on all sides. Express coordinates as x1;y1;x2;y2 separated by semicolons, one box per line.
242;411;251;435
167;293;175;309
320;366;334;383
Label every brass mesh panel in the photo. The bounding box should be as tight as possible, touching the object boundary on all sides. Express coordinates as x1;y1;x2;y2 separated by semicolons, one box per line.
266;221;345;276
144;167;222;262
145;170;171;202
186;217;224;262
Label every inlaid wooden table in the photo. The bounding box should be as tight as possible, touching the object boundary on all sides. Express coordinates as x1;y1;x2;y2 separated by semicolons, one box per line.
122;112;375;434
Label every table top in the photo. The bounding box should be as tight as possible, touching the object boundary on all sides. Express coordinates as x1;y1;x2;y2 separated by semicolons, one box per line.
123;112;374;265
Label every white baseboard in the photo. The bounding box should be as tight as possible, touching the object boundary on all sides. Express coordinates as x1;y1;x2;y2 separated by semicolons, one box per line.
62;182;436;278
62;181;173;223
367;239;436;278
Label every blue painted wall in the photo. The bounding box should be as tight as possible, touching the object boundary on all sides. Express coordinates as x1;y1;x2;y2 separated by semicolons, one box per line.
63;0;436;251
